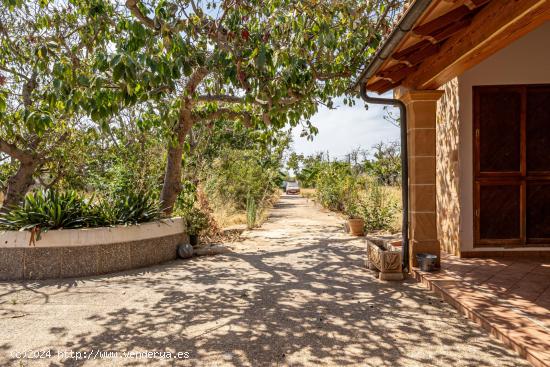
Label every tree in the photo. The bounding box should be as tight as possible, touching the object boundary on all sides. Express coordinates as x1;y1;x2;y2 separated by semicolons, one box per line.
365;141;401;186
100;0;403;214
295;152;333;188
0;0;114;207
286;152;303;176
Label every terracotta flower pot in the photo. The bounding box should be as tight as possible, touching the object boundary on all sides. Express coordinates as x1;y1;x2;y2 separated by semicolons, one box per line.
348;218;365;236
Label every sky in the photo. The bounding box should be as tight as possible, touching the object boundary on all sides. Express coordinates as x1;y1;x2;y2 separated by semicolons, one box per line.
290;95;400;160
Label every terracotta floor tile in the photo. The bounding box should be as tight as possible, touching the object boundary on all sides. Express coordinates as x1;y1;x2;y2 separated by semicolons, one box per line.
534;286;550;309
508;274;550;302
414;253;550;367
531;264;550;276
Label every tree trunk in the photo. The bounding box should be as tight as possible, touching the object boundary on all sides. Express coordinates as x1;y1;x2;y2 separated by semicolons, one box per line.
2;160;38;209
159;111;193;216
159;67;209;216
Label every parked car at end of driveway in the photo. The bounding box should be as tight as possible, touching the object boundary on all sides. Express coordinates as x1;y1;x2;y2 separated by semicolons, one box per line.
286;182;300;195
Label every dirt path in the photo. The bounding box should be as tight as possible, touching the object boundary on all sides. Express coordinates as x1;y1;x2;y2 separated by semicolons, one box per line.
0;195;530;367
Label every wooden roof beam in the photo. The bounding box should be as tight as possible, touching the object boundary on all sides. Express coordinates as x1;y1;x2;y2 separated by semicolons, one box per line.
392;15;472;57
393;42;441;66
403;0;550;90
442;0;491;11
428;15;473;43
366;79;400;94
413;5;473;36
376;64;418;83
392;40;432;60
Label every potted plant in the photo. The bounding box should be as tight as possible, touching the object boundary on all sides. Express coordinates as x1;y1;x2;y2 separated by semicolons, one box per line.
342;180;365;236
185;208;209;247
346;202;365;236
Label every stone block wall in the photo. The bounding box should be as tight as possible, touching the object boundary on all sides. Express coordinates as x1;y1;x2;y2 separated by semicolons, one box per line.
436;78;461;256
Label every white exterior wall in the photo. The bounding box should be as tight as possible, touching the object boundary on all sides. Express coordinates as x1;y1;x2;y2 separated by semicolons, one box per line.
457;21;550;252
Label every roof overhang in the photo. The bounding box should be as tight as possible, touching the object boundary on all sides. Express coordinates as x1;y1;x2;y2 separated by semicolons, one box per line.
361;0;550;94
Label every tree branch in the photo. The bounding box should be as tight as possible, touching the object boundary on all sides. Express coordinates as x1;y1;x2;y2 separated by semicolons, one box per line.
125;0;157;30
0;65;28;80
197;94;246;104
195;108;253;127
185;67;209;96
0;139;31;162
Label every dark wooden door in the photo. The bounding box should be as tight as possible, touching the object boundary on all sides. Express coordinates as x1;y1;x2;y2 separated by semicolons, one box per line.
474;85;550;247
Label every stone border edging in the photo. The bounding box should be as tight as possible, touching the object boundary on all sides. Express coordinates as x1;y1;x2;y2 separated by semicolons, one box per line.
0;218;188;280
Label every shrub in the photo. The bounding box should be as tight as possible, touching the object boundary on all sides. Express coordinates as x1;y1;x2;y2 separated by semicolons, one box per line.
184;207;209;235
358;178;398;232
204;148;280;214
315;162;351;211
314;160;399;232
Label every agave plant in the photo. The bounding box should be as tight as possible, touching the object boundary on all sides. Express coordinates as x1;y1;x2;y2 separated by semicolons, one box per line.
97;192;161;226
0;189;93;231
0;189;162;231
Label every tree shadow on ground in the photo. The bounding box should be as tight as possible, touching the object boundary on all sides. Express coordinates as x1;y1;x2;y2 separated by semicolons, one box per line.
0;197;531;367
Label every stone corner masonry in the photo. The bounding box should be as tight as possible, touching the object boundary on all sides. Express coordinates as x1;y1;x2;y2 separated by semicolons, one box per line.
397;88;444;269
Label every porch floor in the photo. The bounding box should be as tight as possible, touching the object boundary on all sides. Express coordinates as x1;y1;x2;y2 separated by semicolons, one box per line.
413;253;550;367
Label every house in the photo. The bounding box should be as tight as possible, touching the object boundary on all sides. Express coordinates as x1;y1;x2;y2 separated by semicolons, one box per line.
360;0;550;267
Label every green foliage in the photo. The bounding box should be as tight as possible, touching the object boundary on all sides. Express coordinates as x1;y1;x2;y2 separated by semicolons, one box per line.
341;176;362;219
173;181;197;215
311;147;400;233
85;0;403;131
94;192;160;226
0;0;404;221
183;207;209;236
55;121;166;198
0;189;160;231
205;148;280;210
0;161;18;193
246;193;257;229
364;141;401;186
0;0;118;205
315;161;351;211
357;178;398;232
0;190;93;230
286;152;303;174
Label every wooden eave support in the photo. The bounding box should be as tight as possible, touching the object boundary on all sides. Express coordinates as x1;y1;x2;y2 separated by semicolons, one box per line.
394;42;441;67
377;64;418;83
366;79;400;94
403;0;550;90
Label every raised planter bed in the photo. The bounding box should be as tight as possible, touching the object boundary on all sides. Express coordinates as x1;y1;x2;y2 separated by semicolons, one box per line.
365;235;404;281
0;218;188;281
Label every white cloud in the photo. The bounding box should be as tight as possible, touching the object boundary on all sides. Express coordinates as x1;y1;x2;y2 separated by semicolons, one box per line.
291;97;400;159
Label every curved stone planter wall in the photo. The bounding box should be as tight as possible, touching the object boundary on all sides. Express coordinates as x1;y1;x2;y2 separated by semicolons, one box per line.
0;218;187;281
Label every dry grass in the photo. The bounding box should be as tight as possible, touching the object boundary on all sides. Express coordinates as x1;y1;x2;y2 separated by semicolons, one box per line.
300;188;317;200
212;190;281;229
385;185;402;232
382;186;403;233
212;207;248;229
300;186;402;233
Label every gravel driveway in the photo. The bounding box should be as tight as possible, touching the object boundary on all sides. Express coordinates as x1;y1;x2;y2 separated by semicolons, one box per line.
0;195;530;366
